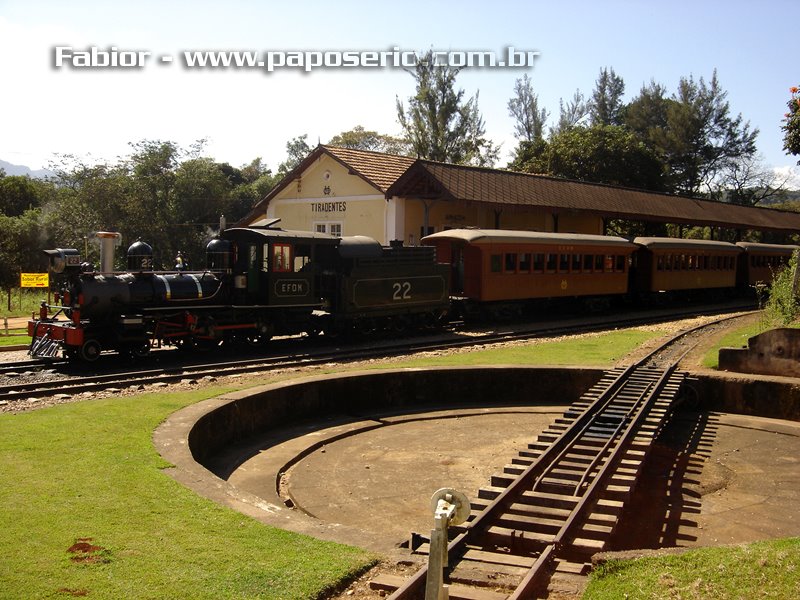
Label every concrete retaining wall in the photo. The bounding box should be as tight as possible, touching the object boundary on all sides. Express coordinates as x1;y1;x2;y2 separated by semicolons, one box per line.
185;366;800;470
692;372;800;421
188;366;603;465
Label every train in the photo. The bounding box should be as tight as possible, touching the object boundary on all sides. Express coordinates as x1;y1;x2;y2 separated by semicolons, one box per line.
28;222;797;362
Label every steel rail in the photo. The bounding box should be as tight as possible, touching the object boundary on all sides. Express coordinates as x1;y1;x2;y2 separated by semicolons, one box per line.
387;328;697;599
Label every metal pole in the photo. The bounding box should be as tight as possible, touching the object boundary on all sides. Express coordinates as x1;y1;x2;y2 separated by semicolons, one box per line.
424;489;469;600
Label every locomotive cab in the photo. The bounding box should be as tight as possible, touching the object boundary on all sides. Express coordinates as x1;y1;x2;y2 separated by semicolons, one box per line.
221;225;339;306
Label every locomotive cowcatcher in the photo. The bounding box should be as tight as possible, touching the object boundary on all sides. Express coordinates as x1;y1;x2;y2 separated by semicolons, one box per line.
28;221;450;361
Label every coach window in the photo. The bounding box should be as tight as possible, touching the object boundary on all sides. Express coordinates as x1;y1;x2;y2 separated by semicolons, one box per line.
490;254;502;273
533;253;545;272
546;253;557;272
273;243;292;273
559;254;570;272
571;254;582;272
615;255;626;272
594;254;604;271
583;254;594;271
504;253;517;273
657;255;664;271
519;253;532;272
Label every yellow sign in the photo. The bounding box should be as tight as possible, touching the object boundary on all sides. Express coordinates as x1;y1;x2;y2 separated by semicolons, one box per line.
20;273;49;288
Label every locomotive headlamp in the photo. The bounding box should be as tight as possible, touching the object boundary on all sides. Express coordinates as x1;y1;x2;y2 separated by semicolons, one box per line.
43;248;81;274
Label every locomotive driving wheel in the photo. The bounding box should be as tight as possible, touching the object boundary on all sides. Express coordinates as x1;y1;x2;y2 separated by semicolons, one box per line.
79;339;102;362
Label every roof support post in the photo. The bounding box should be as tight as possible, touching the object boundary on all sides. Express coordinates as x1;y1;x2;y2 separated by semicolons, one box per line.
420;199;435;239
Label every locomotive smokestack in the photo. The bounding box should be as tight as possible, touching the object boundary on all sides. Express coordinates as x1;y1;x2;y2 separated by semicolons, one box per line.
90;231;122;273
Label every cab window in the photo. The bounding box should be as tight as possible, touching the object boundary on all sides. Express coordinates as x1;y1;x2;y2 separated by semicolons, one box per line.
273;243;292;272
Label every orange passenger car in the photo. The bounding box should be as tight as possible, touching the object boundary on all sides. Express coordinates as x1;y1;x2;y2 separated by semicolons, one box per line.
422;229;637;303
633;237;742;293
736;242;798;287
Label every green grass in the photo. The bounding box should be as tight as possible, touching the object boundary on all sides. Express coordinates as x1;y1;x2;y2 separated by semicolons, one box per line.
0;288;49;319
0;389;373;600
584;538;800;599
3;324;798;599
0;328;28;347
701;319;800;369
701;321;763;369
383;328;663;368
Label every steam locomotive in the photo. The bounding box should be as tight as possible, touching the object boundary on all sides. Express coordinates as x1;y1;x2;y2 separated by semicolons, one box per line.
28;221;450;361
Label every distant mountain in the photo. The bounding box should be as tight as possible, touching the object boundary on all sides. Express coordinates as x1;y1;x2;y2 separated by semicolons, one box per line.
0;159;54;179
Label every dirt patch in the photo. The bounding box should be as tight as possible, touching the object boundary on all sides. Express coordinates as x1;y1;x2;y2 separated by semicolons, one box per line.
67;538;110;564
57;588;89;597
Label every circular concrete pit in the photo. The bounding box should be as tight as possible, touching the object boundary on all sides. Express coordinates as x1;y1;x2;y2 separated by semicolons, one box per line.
154;366;800;554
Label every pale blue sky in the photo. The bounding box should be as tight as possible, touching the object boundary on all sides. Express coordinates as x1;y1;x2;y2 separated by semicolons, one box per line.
1;0;797;183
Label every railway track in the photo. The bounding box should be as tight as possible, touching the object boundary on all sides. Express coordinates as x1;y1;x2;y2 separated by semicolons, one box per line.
0;304;751;404
372;324;706;599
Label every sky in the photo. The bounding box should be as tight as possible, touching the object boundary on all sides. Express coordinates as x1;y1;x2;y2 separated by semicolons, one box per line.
1;0;798;185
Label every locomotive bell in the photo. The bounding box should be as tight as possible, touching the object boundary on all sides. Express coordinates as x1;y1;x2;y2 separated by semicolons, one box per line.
127;239;154;271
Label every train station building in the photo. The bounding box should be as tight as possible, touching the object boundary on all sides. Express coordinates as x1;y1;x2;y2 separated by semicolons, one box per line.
240;145;800;244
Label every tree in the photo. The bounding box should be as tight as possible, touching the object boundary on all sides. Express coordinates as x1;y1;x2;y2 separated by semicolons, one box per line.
590;67;625;126
396;50;499;166
172;158;233;225
542;125;665;190
328;125;410;155
0;208;46;291
712;154;788;206
277;135;311;174
552;89;589;135
623;80;671;144
783;85;800;164
0;175;44;217
507;74;549;143
625;71;758;197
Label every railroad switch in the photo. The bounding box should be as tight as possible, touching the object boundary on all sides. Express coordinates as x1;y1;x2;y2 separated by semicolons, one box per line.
425;488;470;600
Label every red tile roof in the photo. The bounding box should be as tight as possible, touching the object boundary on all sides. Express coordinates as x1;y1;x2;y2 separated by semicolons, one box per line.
323;145;416;192
241;146;800;235
387;161;800;233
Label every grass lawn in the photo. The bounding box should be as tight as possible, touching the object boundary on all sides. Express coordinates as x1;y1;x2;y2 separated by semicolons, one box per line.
382;328;662;369
584;538;800;599
701;318;800;369
0;288;47;319
0;389;374;600
0;329;28;347
3;324;799;599
0;326;664;599
701;321;763;369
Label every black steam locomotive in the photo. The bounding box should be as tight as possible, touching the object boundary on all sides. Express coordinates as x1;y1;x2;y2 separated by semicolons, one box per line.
28;221;451;361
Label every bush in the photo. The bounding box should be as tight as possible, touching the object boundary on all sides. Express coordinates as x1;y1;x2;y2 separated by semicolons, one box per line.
760;250;800;329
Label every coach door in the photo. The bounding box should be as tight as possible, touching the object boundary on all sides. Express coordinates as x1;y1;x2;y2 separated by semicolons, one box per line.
451;246;465;295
